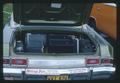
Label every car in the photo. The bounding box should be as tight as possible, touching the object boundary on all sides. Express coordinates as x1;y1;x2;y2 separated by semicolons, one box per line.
89;3;116;41
3;2;115;80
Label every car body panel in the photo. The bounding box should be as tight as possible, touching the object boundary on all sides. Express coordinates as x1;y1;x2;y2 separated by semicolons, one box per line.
3;19;115;81
90;3;117;39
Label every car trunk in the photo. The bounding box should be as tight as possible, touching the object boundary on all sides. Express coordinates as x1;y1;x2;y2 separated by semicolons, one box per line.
5;29;99;69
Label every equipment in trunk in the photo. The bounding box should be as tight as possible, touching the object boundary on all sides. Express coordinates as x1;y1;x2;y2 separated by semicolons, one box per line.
25;33;46;53
14;32;96;53
47;34;77;53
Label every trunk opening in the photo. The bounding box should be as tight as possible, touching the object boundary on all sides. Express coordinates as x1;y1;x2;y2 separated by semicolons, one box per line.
11;30;97;55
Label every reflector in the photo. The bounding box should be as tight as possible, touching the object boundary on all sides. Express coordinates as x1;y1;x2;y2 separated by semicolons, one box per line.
86;59;99;64
11;59;27;65
101;58;112;64
3;59;10;64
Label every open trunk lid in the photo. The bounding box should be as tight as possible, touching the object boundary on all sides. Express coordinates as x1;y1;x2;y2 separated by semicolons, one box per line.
13;2;93;25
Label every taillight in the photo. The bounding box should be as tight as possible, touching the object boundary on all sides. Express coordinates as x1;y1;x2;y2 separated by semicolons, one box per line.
11;59;27;65
86;58;100;65
101;58;113;64
3;59;10;64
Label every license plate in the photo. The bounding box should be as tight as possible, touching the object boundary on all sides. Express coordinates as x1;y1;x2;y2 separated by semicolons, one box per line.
47;75;69;80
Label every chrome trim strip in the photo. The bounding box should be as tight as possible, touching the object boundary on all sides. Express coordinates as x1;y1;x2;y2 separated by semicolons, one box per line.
25;68;89;75
92;67;115;72
3;67;115;75
3;68;25;74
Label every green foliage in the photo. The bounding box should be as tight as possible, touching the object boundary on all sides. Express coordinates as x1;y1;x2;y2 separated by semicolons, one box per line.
3;4;12;25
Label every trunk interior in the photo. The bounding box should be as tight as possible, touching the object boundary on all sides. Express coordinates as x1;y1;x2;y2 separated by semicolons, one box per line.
12;30;97;54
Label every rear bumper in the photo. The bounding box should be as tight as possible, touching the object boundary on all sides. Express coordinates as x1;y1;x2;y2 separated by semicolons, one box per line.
3;68;25;80
91;67;115;80
3;67;115;80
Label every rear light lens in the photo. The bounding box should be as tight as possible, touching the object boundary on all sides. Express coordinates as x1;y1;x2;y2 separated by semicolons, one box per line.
86;58;99;64
3;59;10;64
11;59;27;65
101;58;113;64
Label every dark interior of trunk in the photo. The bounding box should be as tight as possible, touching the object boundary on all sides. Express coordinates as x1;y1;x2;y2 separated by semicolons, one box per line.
13;31;97;54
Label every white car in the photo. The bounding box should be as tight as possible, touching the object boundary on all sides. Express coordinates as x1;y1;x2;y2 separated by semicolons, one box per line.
3;2;115;80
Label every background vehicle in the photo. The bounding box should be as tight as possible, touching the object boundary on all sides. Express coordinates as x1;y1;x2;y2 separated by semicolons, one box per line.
89;3;116;45
3;2;115;80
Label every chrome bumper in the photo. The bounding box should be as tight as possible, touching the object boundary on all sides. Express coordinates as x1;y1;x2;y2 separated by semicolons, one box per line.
3;67;115;80
91;67;115;80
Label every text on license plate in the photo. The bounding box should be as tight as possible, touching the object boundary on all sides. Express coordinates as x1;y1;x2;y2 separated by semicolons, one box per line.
47;75;69;80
